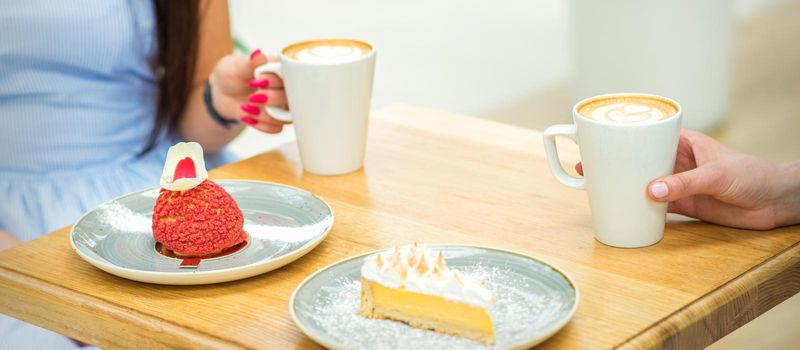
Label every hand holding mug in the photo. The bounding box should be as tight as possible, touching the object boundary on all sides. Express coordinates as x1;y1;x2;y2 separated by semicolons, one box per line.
250;39;376;175
573;130;800;230
209;50;290;134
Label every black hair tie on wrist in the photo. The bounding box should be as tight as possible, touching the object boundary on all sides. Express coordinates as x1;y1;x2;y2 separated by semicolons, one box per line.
203;79;238;128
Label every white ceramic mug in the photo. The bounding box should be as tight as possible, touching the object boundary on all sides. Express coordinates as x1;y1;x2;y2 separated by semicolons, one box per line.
543;93;682;248
254;39;376;175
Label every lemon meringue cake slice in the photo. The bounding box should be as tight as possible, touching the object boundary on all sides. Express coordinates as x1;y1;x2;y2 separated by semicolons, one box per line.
359;244;496;344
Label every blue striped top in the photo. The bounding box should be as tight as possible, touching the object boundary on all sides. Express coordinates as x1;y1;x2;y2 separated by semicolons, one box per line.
0;1;229;241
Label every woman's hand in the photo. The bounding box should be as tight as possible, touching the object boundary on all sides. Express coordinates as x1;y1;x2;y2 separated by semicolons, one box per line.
210;49;289;134
575;130;800;230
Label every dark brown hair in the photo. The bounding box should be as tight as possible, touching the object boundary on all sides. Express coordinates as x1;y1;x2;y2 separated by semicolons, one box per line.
144;0;200;155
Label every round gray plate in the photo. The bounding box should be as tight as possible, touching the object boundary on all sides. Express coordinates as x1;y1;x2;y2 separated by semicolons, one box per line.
290;245;578;350
70;180;333;285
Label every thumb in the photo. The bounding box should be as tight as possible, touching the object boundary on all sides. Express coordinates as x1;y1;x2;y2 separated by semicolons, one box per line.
224;49;268;82
647;165;727;202
248;49;268;71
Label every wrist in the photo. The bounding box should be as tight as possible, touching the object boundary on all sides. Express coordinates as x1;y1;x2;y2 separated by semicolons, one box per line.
203;77;239;128
774;161;800;227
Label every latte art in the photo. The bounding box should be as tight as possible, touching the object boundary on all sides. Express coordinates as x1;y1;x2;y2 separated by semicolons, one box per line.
294;45;366;63
590;103;665;123
284;39;372;64
578;96;677;124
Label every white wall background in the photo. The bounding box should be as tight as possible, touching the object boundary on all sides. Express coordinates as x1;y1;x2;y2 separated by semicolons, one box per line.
229;0;569;117
226;0;569;158
226;0;784;158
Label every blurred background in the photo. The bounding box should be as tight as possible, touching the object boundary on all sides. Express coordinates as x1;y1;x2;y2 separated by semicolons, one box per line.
227;0;799;164
226;1;800;348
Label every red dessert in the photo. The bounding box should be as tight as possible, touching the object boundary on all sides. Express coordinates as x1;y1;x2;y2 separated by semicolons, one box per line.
152;179;246;256
151;142;247;257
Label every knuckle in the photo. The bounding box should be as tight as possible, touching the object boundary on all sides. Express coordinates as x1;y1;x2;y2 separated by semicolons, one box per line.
672;173;692;194
707;168;731;195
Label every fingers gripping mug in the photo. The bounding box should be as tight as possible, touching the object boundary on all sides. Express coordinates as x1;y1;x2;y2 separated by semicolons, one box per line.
254;39;376;175
543;93;682;248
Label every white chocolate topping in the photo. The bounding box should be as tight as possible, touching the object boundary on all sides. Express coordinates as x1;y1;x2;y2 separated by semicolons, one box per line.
159;142;208;191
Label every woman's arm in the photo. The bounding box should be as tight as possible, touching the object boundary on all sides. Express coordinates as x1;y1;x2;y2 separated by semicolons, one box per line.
178;0;243;153
178;0;288;153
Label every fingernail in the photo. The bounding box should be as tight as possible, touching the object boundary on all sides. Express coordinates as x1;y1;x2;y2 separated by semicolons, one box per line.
240;116;257;125
248;78;269;88
249;49;262;61
240;104;260;115
248;93;268;103
650;181;669;199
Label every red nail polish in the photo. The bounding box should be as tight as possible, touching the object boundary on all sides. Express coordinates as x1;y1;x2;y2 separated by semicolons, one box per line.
240;116;257;125
248;79;269;89
249;49;262;61
240;104;260;115
248;93;268;103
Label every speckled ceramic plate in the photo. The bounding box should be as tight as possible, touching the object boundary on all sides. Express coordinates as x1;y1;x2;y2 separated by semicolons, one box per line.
70;180;333;285
290;245;578;350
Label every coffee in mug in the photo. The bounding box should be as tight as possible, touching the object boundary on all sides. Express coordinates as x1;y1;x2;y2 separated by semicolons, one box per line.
283;39;372;63
577;96;678;124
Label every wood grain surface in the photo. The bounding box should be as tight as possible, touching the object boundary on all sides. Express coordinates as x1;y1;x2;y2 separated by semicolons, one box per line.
1;104;799;349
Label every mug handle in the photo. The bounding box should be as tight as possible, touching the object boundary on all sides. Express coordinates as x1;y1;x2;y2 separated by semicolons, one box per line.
543;124;585;189
253;62;293;122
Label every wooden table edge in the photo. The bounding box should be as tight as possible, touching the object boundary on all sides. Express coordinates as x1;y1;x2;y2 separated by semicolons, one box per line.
616;240;800;350
0;262;244;349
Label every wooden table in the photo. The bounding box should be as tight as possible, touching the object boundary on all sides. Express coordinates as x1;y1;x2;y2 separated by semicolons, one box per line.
1;104;799;349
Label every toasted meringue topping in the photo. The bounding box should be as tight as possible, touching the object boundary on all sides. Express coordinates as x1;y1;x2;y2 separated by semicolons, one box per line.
435;252;447;271
361;244;495;308
160;142;209;191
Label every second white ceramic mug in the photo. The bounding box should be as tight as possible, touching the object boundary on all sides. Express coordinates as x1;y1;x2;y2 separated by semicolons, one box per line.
254;39;376;175
543;93;682;248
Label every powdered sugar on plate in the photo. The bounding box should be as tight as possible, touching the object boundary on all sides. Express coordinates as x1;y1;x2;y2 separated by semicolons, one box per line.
293;249;577;350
